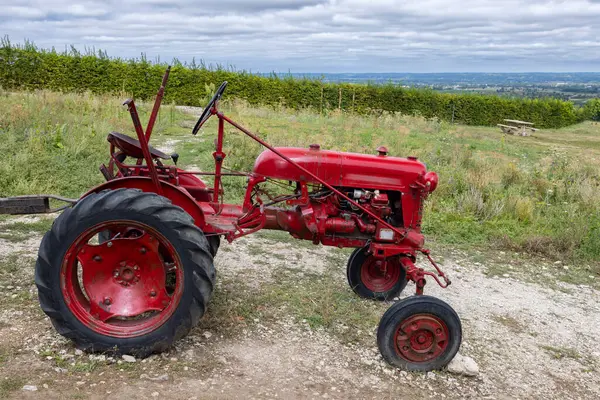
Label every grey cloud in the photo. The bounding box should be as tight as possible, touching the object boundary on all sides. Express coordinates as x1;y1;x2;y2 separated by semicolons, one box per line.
0;0;598;72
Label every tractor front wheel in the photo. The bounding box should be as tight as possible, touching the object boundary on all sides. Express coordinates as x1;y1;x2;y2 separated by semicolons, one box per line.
346;247;407;301
35;189;215;357
377;296;462;371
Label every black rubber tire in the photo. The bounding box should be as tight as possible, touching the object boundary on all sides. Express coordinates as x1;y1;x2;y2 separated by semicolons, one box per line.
35;188;215;357
377;296;462;371
346;247;408;301
207;235;221;257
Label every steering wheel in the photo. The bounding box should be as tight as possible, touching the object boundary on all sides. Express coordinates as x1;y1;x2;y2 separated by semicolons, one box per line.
192;81;228;135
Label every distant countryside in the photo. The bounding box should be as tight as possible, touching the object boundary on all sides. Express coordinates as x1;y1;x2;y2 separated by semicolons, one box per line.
280;72;600;105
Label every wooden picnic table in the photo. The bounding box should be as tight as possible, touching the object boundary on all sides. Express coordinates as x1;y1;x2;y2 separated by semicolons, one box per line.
497;119;538;136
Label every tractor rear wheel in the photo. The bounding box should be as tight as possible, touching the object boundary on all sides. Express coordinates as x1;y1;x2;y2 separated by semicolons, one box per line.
377;296;462;371
35;188;215;357
346;247;408;301
207;236;221;257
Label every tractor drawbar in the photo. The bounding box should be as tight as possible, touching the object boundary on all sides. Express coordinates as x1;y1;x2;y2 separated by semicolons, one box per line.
0;195;77;215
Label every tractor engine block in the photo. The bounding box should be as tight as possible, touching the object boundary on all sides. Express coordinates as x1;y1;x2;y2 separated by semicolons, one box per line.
338;188;393;219
284;188;401;242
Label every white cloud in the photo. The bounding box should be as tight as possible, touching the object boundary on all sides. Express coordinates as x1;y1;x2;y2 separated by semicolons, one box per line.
0;0;598;71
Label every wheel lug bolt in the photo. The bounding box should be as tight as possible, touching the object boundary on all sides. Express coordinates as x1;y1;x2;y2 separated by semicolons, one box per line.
107;241;113;248
150;290;156;297
103;297;112;305
403;346;409;351
113;270;119;277
140;247;147;254
93;255;102;262
134;265;139;270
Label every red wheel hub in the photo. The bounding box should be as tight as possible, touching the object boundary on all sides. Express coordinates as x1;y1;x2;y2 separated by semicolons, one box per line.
394;314;449;363
360;257;402;292
61;221;184;338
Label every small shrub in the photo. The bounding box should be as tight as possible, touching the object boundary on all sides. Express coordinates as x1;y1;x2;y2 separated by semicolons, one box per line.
501;163;523;188
510;196;535;223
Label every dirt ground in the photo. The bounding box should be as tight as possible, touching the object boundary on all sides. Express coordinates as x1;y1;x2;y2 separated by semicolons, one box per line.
0;215;599;400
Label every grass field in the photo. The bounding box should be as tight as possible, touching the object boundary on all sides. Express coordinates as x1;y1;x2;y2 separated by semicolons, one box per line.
1;89;599;271
0;90;600;399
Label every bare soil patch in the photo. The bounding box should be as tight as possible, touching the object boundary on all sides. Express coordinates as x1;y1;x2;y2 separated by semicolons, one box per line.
0;219;598;399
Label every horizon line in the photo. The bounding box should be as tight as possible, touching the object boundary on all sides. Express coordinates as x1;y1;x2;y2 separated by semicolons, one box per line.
265;71;600;74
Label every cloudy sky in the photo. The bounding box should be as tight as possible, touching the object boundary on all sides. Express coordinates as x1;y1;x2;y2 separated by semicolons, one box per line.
1;0;599;72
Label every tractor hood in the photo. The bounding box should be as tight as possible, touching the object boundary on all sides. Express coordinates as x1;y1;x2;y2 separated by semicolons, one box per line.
253;147;429;192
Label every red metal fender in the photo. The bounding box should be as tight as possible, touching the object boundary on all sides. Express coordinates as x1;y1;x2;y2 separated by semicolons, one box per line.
81;177;206;228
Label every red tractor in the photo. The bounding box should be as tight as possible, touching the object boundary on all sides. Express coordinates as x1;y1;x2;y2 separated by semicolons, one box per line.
31;68;461;372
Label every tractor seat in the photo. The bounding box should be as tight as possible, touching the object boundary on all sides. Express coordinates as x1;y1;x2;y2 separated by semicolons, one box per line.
107;132;170;160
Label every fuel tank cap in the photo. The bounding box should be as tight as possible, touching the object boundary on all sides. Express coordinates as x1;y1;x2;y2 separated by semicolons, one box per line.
376;146;388;156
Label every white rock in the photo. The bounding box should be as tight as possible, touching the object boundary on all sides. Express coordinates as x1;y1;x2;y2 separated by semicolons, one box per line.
203;331;213;339
184;349;195;360
447;353;479;377
22;385;38;391
75;349;83;356
152;392;159;397
122;354;136;363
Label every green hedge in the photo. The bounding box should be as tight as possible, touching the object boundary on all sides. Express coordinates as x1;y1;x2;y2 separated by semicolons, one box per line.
0;40;594;128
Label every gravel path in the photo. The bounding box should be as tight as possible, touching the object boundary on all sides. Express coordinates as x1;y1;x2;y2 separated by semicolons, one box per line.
0;218;598;399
